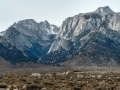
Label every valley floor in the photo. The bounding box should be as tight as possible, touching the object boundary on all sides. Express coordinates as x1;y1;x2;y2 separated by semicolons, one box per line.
0;67;120;90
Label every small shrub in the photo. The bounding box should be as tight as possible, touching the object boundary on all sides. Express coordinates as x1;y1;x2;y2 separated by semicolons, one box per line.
0;83;7;88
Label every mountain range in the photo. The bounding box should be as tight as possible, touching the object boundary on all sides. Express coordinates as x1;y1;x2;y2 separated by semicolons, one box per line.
40;6;120;67
1;6;120;67
0;19;59;63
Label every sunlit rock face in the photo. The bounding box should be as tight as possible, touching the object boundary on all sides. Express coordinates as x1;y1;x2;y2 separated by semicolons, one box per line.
41;6;120;66
0;19;60;62
94;6;115;15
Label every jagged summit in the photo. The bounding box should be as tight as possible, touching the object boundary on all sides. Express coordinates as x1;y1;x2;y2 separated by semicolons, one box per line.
43;20;49;23
41;6;120;66
0;19;60;62
39;20;50;26
17;19;37;24
94;6;114;15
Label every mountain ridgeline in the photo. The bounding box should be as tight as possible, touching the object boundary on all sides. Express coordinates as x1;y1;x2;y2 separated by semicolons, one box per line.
1;6;120;66
40;6;120;66
0;20;59;63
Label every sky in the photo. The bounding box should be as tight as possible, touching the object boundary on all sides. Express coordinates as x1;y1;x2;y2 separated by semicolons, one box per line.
0;0;120;32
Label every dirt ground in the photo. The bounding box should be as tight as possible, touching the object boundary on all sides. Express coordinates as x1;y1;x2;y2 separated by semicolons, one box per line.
0;67;120;90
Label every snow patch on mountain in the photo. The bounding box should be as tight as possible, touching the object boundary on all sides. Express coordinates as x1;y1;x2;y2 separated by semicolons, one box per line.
41;6;120;66
0;19;60;61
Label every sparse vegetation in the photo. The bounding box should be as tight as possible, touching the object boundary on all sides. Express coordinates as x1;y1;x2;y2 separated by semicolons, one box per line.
0;70;120;90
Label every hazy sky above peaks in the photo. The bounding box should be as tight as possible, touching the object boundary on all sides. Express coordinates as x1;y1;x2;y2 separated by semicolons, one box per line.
0;0;120;31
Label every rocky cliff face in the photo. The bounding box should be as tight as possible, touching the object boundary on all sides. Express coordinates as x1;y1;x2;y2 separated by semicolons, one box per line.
40;6;120;66
0;19;59;63
0;41;30;64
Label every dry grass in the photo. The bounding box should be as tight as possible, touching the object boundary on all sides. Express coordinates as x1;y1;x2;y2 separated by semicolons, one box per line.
0;70;120;90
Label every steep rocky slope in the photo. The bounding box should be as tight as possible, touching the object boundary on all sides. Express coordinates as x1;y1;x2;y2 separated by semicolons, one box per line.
0;19;59;63
40;6;120;66
0;42;29;64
